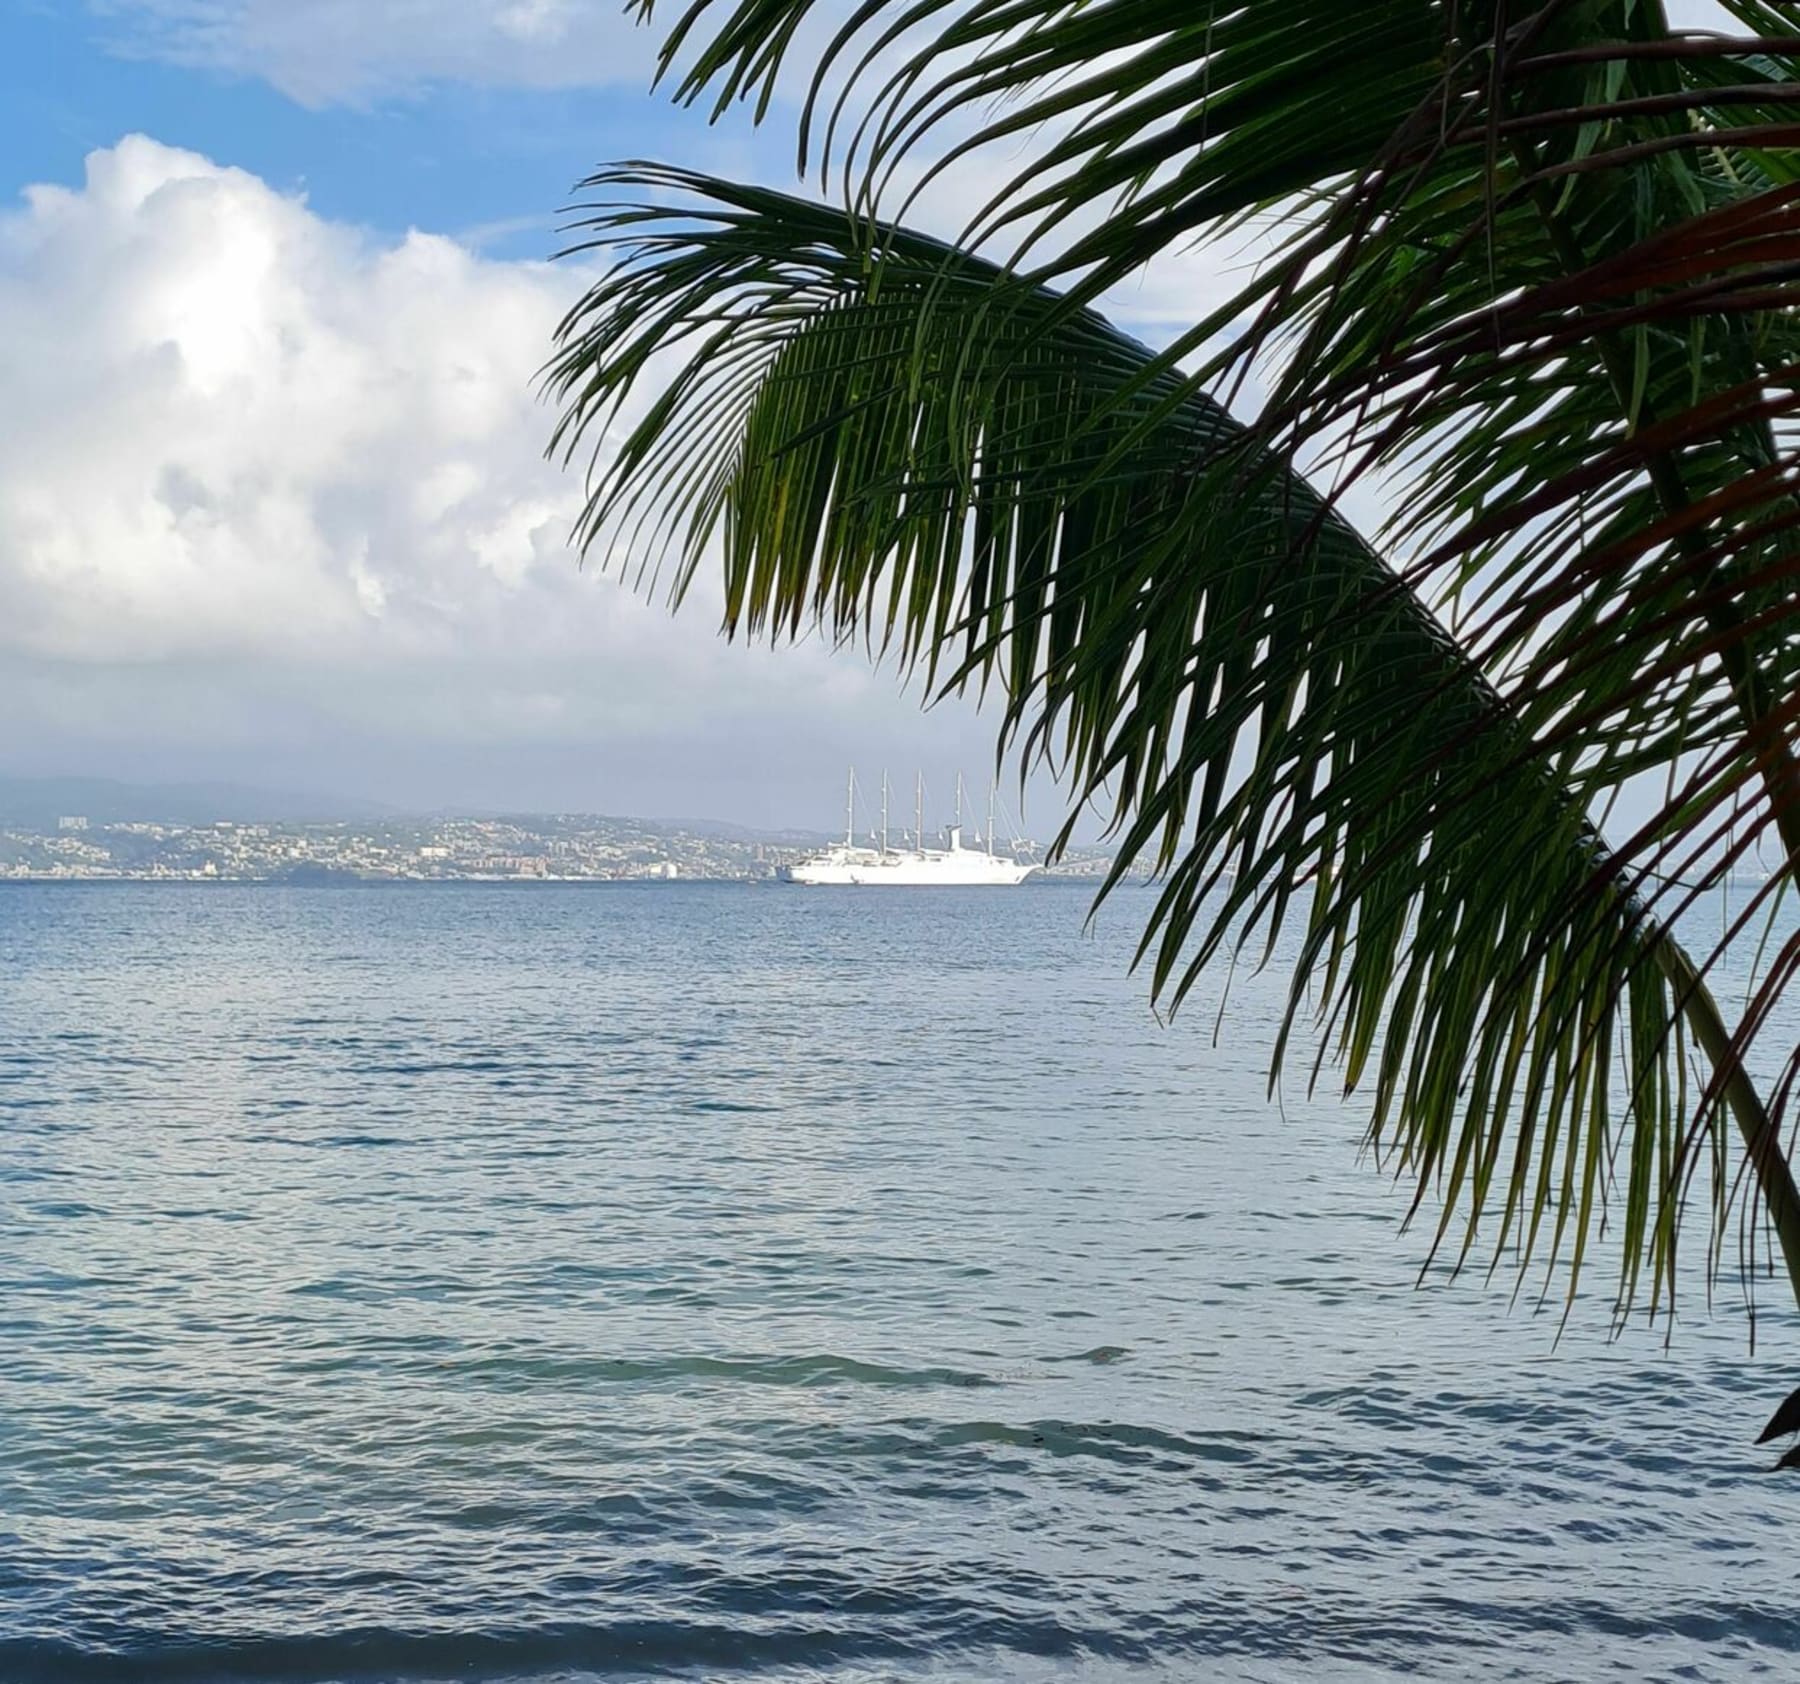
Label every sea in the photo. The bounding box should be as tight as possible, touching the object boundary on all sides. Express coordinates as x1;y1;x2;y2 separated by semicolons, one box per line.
3;879;1799;1683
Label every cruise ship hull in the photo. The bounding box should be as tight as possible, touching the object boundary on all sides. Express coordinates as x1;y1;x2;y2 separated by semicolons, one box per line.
782;851;1038;887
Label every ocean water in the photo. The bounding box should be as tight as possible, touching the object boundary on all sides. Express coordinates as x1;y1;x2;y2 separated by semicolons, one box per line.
3;880;1799;1684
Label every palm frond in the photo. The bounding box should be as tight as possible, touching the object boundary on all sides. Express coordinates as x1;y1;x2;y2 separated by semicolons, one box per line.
547;168;1800;1326
622;0;1800;1242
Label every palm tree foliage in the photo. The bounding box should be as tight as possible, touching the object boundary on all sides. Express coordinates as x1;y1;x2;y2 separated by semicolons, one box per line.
548;1;1800;1330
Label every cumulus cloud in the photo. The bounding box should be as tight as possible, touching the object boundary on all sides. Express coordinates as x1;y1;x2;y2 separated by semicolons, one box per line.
1;137;576;660
0;136;1004;822
94;0;659;104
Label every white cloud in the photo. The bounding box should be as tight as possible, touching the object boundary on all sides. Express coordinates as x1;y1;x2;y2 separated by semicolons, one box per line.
0;135;588;663
95;0;659;103
0;135;1012;822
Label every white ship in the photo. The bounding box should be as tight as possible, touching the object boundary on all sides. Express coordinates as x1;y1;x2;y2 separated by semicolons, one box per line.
782;771;1041;887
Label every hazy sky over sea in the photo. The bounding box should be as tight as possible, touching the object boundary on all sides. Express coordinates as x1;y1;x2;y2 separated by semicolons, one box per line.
0;0;1735;828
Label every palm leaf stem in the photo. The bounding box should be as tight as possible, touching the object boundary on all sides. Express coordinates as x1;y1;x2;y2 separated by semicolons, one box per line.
1656;938;1800;1307
1497;121;1800;879
1516;35;1800;73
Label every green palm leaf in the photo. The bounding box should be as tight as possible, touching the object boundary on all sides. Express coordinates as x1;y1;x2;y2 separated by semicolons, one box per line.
546;168;1800;1326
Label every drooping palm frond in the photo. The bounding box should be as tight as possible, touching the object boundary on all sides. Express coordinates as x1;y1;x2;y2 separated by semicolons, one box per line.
546;169;1800;1324
627;1;1800;1128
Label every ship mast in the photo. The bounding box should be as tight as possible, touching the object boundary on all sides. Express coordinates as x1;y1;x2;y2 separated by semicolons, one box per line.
844;766;854;848
880;771;889;858
987;781;997;856
915;772;924;855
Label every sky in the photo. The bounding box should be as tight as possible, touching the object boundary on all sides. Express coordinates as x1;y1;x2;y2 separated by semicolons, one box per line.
0;0;1078;828
0;0;1734;830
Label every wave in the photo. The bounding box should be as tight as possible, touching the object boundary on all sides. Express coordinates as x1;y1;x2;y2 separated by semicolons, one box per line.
417;1351;1000;1390
0;1612;1123;1684
14;1588;1800;1683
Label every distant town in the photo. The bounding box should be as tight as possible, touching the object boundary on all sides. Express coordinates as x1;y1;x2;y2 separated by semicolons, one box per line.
0;811;1117;883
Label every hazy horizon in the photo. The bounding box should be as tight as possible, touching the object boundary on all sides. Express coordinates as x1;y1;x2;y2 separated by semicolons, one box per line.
0;764;1088;839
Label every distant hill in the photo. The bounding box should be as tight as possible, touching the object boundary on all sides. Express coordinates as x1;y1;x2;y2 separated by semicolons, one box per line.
0;776;394;828
0;779;1012;847
526;813;837;846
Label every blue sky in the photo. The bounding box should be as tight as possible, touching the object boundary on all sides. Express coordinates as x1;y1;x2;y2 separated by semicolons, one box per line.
0;1;756;259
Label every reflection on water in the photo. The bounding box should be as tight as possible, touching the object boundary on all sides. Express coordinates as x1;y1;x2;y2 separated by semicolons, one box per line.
1;882;1797;1683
